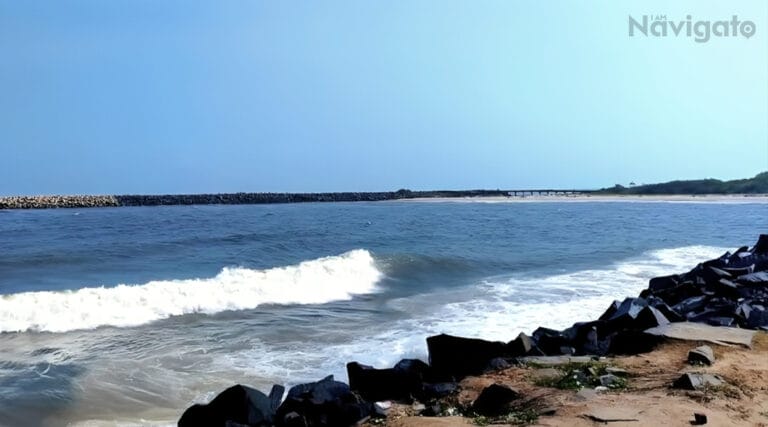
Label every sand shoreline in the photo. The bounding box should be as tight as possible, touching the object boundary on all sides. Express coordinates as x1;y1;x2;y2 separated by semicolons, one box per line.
401;194;768;203
2;193;767;209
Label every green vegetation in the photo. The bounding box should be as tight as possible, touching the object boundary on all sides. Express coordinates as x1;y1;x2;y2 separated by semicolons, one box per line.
597;171;768;195
471;408;539;426
425;396;542;426
531;361;628;391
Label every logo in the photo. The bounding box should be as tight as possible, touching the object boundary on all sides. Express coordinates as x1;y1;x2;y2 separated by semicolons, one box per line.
629;15;756;43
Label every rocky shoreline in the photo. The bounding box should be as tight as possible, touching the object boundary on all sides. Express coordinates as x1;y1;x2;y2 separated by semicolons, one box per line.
177;235;768;427
0;190;531;209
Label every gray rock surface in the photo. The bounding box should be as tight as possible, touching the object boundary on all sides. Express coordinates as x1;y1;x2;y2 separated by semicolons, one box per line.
688;345;716;365
672;373;724;390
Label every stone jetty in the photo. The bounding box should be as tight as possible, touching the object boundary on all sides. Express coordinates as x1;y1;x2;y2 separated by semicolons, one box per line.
0;195;120;209
0;189;518;209
177;235;768;427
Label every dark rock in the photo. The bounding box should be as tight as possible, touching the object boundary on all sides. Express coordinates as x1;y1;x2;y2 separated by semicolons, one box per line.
608;331;662;355
393;358;430;375
672;373;724;390
686;300;737;323
691;412;708;425
471;384;520;416
275;375;371;427
653;280;704;307
705;316;735;327
422;403;442;417
688;345;715;366
507;332;534;356
280;411;306;427
598;300;621;321
347;361;421;402
649;275;680;292
179;384;284;427
579;325;601;355
603;298;653;334
736;271;768;285
348;358;432;402
420;382;457;399
426;334;510;380
752;234;768;254
724;264;756;276
713;279;740;298
612;298;648;319
536;334;570;355
634;306;670;330
702;266;732;281
672;296;709;315
562;321;603;343
485;357;511;372
735;302;753;321
638;288;652;299
531;327;561;341
284;375;347;402
648;301;685;322
746;306;768;328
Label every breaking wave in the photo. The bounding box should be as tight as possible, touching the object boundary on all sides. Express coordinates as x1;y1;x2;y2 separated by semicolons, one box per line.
0;249;382;333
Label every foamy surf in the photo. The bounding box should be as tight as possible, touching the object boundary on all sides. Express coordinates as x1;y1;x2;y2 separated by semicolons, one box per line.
0;249;382;333
213;245;731;384
430;245;731;341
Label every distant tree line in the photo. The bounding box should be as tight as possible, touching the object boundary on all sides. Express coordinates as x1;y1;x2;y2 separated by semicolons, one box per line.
596;172;768;195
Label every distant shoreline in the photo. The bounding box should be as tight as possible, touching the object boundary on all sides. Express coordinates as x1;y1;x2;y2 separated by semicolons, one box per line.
402;193;768;204
2;191;768;209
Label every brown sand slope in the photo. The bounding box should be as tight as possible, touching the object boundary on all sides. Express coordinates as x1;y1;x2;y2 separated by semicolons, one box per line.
373;332;768;427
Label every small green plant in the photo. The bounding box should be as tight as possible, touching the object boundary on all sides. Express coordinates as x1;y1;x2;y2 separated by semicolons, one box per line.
531;361;628;391
503;408;540;425
605;376;628;390
470;408;540;426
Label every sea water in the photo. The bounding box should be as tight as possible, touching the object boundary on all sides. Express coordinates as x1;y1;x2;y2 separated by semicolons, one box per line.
0;200;766;426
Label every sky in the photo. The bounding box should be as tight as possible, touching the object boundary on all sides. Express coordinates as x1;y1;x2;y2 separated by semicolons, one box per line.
1;1;767;195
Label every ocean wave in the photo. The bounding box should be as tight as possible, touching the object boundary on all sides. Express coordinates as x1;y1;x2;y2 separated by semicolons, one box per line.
427;244;730;341
0;249;382;333
213;245;730;383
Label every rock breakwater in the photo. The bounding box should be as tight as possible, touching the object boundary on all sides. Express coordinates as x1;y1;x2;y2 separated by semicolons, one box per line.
0;189;516;209
0;195;120;209
177;235;768;427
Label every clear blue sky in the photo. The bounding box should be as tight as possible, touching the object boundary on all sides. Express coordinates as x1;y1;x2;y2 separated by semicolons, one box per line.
1;1;766;195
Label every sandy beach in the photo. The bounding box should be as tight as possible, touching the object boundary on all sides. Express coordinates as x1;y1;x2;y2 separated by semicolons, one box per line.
402;194;768;204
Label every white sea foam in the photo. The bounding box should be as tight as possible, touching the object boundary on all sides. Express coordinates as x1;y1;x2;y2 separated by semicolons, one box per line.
0;249;382;333
428;245;730;341
213;244;730;384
